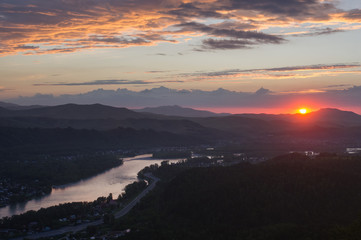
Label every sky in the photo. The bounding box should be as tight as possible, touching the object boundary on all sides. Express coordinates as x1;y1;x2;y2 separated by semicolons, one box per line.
0;0;360;113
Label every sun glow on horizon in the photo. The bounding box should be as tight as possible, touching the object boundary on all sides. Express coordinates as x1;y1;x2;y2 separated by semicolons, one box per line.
298;108;308;114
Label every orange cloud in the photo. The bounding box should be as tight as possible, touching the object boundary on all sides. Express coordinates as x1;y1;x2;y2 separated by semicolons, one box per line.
0;0;360;55
179;64;361;82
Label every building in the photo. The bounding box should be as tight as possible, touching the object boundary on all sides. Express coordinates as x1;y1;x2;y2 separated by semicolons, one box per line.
346;148;361;154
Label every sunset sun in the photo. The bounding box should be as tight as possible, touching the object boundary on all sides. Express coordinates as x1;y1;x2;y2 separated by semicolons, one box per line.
298;108;308;114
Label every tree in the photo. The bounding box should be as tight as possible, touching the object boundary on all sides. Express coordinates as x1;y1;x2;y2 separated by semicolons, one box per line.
107;193;113;203
103;213;115;225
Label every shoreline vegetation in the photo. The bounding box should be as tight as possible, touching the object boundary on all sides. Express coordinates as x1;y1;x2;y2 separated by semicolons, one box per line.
0;178;149;239
0;152;125;208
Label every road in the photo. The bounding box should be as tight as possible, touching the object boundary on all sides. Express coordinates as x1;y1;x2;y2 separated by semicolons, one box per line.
11;173;160;240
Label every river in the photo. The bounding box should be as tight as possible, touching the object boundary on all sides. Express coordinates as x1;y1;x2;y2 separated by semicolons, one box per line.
0;154;182;218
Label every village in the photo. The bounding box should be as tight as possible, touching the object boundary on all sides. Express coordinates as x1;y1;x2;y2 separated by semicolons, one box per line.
0;178;51;208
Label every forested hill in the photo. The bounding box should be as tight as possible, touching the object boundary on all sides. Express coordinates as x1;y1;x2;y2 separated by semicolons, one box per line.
116;153;361;240
0;126;203;196
0;127;203;154
0;104;152;119
135;105;230;117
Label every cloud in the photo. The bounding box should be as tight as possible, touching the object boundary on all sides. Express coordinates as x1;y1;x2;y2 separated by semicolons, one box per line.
14;45;40;50
343;9;361;20
163;2;224;19
145;70;170;73
87;36;150;44
259;64;361;72
291;27;344;37
0;0;359;56
0;0;179;55
189;63;361;78
165;0;337;21
199;38;255;50
174;21;285;50
0;87;13;92
33;79;184;86
176;21;285;42
327;84;352;88
195;38;254;51
224;0;337;20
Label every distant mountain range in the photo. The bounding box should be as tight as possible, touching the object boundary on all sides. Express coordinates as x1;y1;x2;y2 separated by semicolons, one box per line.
236;108;361;127
1;102;361;153
0;103;224;137
0;101;43;110
0;103;150;119
1;102;361;127
5;86;361;113
135;105;230;118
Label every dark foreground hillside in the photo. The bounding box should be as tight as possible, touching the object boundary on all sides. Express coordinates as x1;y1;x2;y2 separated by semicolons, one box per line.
0;126;204;155
0;126;203;205
116;154;361;240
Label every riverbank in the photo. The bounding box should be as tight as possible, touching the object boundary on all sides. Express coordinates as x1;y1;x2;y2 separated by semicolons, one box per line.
3;174;158;240
1;155;236;239
0;155;182;226
2;174;159;240
0;152;124;210
0;154;169;218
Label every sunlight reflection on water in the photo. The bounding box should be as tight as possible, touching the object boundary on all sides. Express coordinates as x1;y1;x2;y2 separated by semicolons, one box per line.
0;154;181;218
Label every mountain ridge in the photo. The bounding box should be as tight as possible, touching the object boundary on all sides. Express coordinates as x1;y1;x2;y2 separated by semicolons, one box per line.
0;103;156;120
135;105;230;118
1;104;361;138
0;101;44;110
236;108;361;127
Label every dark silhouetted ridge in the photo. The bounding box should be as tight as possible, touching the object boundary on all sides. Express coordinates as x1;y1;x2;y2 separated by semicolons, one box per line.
136;105;229;118
0;103;147;120
297;108;361;127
